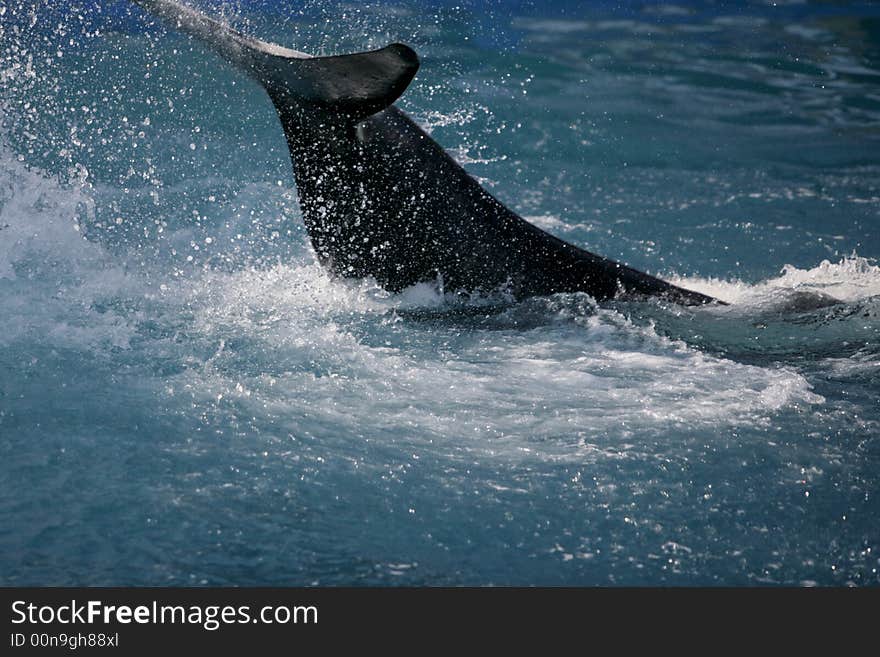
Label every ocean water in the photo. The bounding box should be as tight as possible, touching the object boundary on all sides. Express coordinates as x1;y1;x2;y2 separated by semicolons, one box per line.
1;0;878;586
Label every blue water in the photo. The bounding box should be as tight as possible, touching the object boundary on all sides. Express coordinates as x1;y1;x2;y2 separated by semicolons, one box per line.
1;0;879;586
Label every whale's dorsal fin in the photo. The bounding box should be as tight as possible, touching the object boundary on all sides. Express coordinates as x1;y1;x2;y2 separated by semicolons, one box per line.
132;0;419;121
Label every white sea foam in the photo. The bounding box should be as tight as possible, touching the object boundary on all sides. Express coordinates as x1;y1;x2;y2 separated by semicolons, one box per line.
0;150;140;350
169;266;826;466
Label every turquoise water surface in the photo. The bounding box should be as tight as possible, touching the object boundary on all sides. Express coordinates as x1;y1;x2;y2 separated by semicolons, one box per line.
1;0;879;585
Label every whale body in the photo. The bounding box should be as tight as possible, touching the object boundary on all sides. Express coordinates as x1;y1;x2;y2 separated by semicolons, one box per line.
131;0;721;306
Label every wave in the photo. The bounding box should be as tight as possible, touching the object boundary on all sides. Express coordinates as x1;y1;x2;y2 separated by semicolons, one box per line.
628;257;880;371
670;255;880;307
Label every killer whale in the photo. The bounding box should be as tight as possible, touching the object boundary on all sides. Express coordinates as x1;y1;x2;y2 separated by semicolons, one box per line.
130;0;721;306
